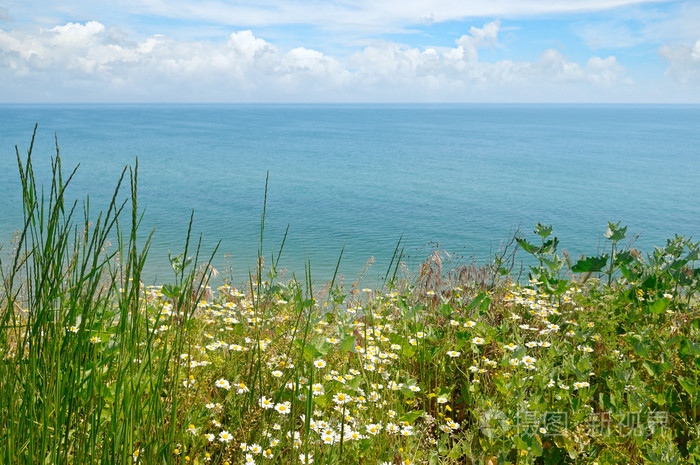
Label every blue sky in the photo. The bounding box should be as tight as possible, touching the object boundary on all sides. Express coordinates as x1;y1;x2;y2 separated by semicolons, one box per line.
0;0;698;102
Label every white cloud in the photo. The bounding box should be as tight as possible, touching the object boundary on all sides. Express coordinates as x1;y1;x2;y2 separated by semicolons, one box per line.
575;21;644;50
659;39;700;83
0;20;633;102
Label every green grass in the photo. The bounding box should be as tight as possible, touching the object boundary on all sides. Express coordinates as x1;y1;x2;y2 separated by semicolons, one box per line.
1;129;699;465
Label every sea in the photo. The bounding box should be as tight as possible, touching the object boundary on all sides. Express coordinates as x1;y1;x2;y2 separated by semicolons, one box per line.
1;104;699;288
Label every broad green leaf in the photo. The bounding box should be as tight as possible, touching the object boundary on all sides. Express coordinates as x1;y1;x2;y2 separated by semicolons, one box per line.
571;255;608;273
615;250;636;266
398;410;424;424
302;344;323;362
339;334;356;353
678;377;696;396
478;296;492;313
516;238;540;255
680;338;700;357
604;222;627;242
534;223;553;238
643;361;657;377
647;299;669;315
540;237;559;255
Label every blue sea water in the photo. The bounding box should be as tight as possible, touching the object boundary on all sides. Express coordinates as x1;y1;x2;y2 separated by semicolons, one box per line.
1;104;699;287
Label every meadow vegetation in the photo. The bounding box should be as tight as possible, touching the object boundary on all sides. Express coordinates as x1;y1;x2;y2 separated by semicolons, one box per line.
1;130;699;464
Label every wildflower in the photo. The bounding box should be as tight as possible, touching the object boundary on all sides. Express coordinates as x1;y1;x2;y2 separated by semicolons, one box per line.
521;356;537;365
204;433;215;442
90;336;101;344
245;454;255;465
446;350;461;358
345;429;363;441
409;385;421;393
259;396;274;409
263;449;273;459
219;430;233;443
333;392;351;404
311;383;325;397
400;425;415;436
464;320;476;328
237;382;250;394
504;342;518;351
299;453;314;464
68;325;79;333
472;337;485;345
366;423;382;435
446;420;460;430
437;396;448;404
313;359;326;369
275;402;291;414
439;424;452;433
386;422;400;434
249;444;262;454
215;378;231;390
186;424;197;435
271;370;283;378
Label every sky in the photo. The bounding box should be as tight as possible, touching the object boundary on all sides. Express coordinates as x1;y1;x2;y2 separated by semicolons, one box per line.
0;0;699;103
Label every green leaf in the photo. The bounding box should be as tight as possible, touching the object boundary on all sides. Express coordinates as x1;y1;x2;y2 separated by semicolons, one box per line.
615;250;636;266
571;255;608;273
398;410;424;424
478;296;492;313
643;361;657;377
647;299;669;315
347;375;362;390
302;344;323;362
516;238;540;255
680;338;700;357
604;221;627;242
339;334;356;353
446;443;463;460
465;293;486;311
678;377;696;396
632;341;649;358
534;223;553;238
160;284;179;299
540;237;559;255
